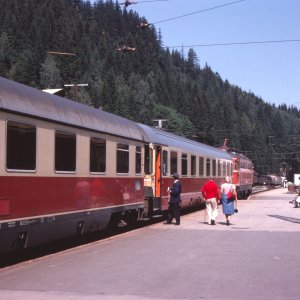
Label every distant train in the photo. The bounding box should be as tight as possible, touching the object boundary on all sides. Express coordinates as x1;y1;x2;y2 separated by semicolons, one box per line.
253;173;283;186
0;76;253;254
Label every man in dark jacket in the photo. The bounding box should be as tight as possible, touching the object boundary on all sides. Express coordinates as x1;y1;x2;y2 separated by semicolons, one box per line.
166;173;182;225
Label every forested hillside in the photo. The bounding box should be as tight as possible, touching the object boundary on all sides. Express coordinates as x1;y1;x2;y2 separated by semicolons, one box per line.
0;0;299;179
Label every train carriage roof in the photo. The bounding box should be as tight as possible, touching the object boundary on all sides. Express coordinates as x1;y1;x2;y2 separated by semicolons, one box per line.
227;150;252;162
0;76;146;142
138;124;232;160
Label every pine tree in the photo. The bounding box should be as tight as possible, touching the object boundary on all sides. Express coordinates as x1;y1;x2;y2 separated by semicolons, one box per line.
40;55;62;88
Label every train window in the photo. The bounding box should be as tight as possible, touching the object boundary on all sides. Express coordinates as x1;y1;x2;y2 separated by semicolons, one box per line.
135;146;142;174
117;143;129;173
218;160;221;177
55;131;76;172
181;154;188;176
222;161;226;177
191;155;196;176
235;160;239;170
227;162;231;176
90;137;106;173
162;150;168;176
144;145;153;175
212;159;216;176
170;151;177;175
232;159;237;172
6;121;36;171
199;157;204;177
206;158;211;177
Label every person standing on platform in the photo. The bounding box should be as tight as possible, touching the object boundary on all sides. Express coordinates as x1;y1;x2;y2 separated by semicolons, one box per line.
201;177;220;225
166;173;182;225
220;176;238;225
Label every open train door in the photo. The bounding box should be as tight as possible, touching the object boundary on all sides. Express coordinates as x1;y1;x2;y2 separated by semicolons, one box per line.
143;143;161;217
154;146;162;211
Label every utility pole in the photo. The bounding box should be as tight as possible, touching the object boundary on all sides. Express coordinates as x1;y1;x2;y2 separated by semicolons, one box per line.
64;84;88;101
152;119;167;129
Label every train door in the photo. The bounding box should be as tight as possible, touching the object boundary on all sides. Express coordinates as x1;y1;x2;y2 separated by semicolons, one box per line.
143;144;162;216
144;143;154;191
154;146;162;211
232;157;238;185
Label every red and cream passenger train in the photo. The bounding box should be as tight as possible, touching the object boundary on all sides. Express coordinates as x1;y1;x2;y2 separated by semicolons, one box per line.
0;76;250;254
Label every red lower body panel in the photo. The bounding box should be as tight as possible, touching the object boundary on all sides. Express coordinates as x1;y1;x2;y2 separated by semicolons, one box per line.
0;176;144;220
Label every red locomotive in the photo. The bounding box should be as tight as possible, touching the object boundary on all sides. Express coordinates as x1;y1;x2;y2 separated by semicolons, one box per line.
220;139;254;199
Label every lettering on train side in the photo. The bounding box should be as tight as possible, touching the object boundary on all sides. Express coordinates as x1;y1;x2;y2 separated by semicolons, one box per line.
7;222;16;228
19;219;38;226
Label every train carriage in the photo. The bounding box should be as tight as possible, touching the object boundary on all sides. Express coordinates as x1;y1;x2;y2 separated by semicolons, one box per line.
138;124;233;214
0;76;148;253
253;173;283;186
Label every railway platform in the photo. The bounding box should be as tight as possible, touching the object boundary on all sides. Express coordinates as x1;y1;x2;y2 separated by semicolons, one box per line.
0;188;300;300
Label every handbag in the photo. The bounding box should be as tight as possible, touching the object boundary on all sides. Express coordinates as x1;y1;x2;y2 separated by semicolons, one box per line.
227;191;234;199
227;185;234;200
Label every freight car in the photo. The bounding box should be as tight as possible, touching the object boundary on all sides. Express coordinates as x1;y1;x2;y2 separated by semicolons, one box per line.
0;76;233;254
268;175;283;186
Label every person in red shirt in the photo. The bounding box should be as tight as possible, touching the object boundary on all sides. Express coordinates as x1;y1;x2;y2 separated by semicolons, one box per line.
201;177;220;225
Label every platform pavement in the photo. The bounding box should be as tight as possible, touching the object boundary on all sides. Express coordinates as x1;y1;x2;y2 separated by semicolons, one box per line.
182;187;300;232
0;188;300;300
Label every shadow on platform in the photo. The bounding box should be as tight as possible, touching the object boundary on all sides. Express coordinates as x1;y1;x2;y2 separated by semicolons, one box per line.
268;214;300;224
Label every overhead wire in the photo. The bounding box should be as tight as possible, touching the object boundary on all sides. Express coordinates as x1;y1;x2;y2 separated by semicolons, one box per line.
152;0;246;25
121;0;169;5
140;1;299;49
138;0;169;3
166;39;300;49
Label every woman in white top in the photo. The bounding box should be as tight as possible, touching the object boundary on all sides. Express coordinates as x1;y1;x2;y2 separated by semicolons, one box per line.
220;176;238;225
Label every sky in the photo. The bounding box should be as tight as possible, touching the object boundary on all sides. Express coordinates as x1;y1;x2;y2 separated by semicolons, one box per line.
105;0;300;107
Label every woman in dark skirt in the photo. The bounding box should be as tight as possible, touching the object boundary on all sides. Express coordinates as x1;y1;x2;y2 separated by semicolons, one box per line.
221;176;238;225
